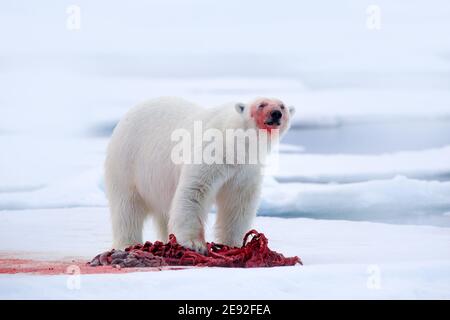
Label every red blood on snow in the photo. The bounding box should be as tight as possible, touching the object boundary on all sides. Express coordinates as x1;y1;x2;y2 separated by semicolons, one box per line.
89;230;302;268
0;257;186;275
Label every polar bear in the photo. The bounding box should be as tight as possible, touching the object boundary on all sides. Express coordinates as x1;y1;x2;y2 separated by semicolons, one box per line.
105;97;295;252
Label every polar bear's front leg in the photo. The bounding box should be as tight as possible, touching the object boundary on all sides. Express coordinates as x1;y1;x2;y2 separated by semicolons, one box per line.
215;171;262;247
168;164;229;253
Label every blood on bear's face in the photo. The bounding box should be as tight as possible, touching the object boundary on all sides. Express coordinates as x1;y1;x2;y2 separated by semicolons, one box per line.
250;99;288;132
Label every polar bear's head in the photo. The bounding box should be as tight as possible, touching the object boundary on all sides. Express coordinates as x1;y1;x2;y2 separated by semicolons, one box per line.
235;97;295;135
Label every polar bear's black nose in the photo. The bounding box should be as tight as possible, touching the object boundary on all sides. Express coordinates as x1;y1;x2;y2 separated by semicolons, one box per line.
270;110;282;120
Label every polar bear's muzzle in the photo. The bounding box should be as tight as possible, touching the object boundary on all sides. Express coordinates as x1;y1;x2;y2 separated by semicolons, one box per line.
249;98;290;131
264;109;282;126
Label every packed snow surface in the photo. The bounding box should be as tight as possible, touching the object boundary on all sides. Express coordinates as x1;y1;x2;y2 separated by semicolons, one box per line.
0;208;449;299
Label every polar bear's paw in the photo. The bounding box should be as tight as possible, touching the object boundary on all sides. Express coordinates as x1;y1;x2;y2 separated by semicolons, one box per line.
178;237;207;255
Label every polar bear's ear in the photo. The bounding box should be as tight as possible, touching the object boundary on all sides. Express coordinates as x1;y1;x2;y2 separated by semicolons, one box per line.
235;103;246;114
288;105;295;115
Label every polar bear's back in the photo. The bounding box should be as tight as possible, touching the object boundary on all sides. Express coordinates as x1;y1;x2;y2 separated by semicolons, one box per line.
132;96;204;129
105;97;204;213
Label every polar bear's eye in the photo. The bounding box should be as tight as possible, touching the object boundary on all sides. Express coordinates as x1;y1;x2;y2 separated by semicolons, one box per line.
259;102;268;109
280;104;285;110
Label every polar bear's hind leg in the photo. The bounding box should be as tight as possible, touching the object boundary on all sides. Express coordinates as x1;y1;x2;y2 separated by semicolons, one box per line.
153;213;169;242
110;190;147;249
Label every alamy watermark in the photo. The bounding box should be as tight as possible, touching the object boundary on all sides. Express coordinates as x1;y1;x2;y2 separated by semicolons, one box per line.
366;5;381;30
66;5;81;31
66;265;81;290
170;121;281;173
366;264;382;289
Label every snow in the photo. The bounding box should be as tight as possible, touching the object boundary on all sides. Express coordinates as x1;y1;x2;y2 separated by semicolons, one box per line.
3;262;450;299
261;176;450;226
0;208;449;299
275;146;450;183
1;0;450;299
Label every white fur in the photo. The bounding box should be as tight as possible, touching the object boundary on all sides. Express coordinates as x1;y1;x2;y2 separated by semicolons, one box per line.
105;97;293;252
